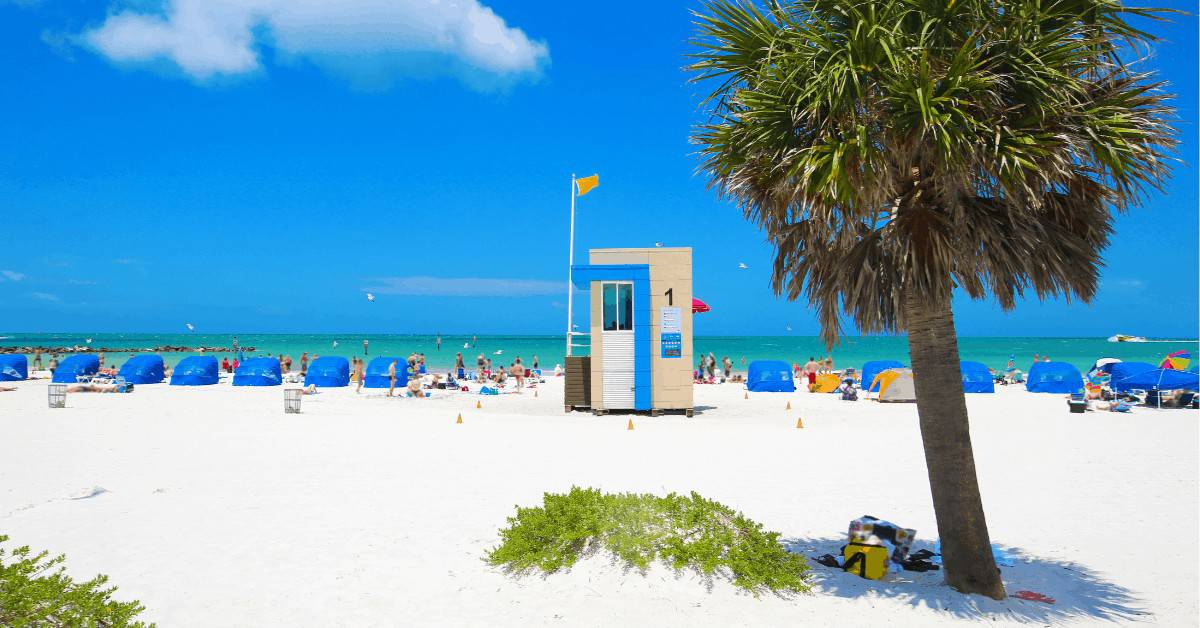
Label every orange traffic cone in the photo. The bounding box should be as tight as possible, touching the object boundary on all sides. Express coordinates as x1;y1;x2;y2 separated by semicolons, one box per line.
786;401;792;410
627;419;635;431
476;400;481;409
796;417;804;429
456;413;463;424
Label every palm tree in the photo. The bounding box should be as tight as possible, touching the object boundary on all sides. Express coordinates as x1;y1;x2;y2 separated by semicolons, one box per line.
689;0;1175;598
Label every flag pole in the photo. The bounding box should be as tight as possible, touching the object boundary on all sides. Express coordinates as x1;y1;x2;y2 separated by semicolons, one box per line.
566;174;576;357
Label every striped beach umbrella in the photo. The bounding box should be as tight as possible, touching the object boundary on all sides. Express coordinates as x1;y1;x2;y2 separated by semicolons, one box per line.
1160;350;1191;370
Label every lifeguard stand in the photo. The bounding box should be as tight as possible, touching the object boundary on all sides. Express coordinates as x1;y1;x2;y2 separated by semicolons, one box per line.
568;247;694;416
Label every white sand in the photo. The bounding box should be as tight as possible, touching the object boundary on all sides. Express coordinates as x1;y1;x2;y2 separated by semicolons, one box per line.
1;376;1196;626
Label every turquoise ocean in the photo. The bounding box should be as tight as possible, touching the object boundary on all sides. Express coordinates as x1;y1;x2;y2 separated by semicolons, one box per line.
2;333;1196;373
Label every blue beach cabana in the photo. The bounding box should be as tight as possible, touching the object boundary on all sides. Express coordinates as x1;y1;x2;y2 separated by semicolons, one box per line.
0;355;28;381
233;357;282;387
1107;362;1157;392
170;356;219;386
364;357;407;388
1025;361;1083;394
304;356;349;388
117;355;164;384
861;360;905;392
747;360;796;393
960;361;995;393
1112;368;1199;392
52;354;100;383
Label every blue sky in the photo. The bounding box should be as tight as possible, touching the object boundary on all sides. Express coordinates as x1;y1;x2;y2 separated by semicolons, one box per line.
0;0;1196;337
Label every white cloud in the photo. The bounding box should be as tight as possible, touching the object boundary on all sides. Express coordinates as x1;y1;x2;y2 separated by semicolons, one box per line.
365;276;562;297
80;0;549;89
0;270;25;282
31;292;61;302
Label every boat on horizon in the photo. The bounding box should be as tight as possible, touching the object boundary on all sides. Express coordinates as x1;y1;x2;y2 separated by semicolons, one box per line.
1108;334;1147;343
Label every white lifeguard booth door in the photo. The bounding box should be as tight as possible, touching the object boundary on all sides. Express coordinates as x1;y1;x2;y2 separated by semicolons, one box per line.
600;281;635;409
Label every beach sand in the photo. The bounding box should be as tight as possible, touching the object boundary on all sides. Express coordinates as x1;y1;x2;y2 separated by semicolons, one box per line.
0;377;1196;626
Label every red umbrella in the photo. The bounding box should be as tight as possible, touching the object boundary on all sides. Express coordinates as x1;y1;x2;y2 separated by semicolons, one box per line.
692;298;710;314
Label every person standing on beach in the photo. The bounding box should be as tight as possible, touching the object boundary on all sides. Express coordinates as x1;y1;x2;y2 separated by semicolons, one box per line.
722;356;733;380
48;357;58;375
355;358;365;393
532;355;539;370
476;354;486;379
33;349;42;370
387;360;397;397
455;352;466;379
511;357;524;392
300;352;309;376
803;357;820;391
283;355;292;373
98;351;105;368
363;339;369;356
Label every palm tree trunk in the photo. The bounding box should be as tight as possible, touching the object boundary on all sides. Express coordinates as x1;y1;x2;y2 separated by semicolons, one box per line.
904;290;1006;600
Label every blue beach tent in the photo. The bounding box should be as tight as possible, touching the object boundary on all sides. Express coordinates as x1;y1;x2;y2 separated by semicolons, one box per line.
52;354;100;383
170;356;219;386
233;357;282;387
1025;361;1084;394
1111;368;1199;392
1107;362;1157;392
304;356;350;388
960;361;995;393
364;357;408;389
746;360;796;393
0;355;28;381
862;360;905;392
117;355;164;384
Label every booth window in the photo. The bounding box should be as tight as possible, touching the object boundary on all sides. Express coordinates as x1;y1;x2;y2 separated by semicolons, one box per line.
602;282;634;331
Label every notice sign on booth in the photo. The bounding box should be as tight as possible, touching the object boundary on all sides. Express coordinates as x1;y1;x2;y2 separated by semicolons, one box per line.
660;306;682;358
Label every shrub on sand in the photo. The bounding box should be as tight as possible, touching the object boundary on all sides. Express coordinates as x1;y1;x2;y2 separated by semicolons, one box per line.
487;487;809;595
0;534;152;627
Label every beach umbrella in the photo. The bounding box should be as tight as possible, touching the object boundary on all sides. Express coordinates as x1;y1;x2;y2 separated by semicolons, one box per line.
692;298;710;314
1159;350;1191;370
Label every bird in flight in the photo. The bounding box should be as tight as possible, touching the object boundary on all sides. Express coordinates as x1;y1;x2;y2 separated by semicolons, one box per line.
185;323;195;331
494;350;503;355
85;338;93;344
366;293;376;302
738;262;748;269
654;242;663;247
332;340;339;348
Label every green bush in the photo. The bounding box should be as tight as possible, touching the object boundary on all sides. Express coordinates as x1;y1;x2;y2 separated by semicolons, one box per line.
0;534;152;627
487;487;809;595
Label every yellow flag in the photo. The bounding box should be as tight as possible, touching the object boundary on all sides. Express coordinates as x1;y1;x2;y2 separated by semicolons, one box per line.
576;174;599;196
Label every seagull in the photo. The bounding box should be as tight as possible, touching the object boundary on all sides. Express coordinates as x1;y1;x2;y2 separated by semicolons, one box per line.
738;262;749;269
786;325;793;332
85;338;93;344
185;323;194;331
654;242;663;247
463;342;470;349
332;340;339;348
494;350;503;355
366;293;376;302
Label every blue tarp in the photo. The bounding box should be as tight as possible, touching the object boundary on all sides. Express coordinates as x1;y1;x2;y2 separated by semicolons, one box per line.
0;355;28;381
304;356;349;388
1025;361;1083;394
862;360;905;392
52;354;100;383
1107;362;1157;392
117;355;164;384
233;357;282;386
170;356;219;386
960;361;995;393
746;360;795;393
364;357;408;389
1111;368;1199;392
